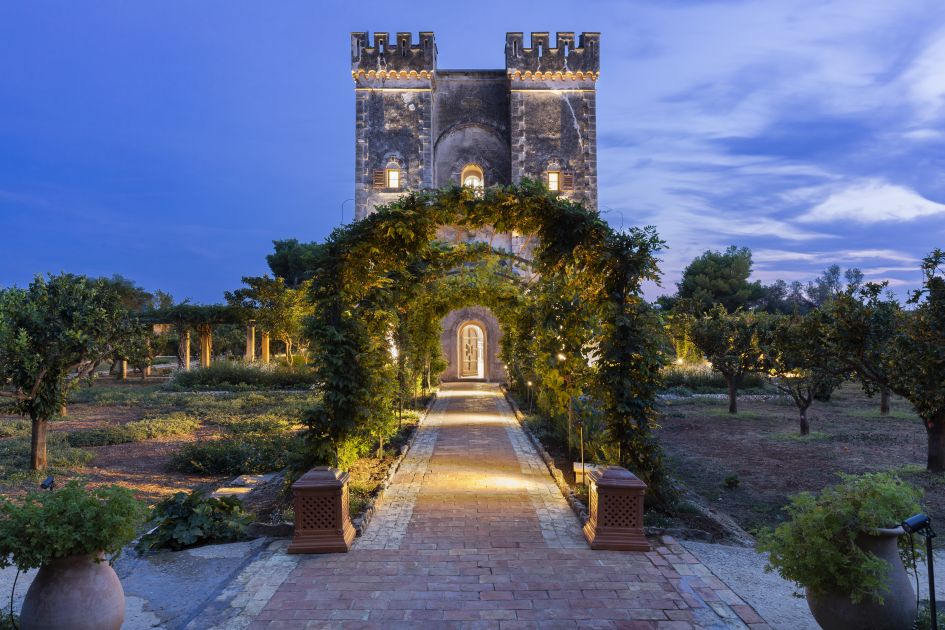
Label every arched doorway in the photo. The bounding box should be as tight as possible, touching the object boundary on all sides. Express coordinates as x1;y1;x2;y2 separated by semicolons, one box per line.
458;322;485;379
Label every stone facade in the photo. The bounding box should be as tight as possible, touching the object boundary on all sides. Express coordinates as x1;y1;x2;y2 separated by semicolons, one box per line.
351;31;600;382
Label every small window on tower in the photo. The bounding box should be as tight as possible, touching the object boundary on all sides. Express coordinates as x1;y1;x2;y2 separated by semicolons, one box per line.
386;169;400;189
547;171;560;192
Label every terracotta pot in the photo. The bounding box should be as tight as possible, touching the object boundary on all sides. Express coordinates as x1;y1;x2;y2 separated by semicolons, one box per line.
20;553;124;630
806;527;917;630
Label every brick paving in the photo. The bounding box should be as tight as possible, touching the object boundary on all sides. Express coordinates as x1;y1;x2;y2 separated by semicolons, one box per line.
248;383;770;629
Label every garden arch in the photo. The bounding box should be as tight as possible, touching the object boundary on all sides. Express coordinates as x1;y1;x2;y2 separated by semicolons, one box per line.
305;182;671;498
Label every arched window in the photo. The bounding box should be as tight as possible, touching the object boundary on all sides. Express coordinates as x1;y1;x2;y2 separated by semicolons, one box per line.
461;164;484;191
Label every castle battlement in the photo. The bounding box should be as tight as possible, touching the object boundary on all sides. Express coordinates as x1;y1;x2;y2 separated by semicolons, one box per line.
505;32;600;81
351;31;436;79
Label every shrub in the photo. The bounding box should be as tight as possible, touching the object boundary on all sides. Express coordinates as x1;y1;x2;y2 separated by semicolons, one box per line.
169;433;303;475
0;419;29;439
0;481;145;569
67;413;200;447
0;434;92;483
136;490;252;552
168;362;318;391
757;472;923;604
662;362;767;392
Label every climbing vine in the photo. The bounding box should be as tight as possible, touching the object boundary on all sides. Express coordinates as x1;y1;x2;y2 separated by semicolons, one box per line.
303;182;671;500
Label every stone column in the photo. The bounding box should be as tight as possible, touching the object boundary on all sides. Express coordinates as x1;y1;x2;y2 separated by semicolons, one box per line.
261;331;271;364
245;320;256;363
183;331;192;372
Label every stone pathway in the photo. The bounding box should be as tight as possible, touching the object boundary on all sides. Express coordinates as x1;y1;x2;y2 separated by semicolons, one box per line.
247;383;770;629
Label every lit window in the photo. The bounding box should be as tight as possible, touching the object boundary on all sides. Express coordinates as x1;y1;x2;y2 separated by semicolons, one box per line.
547;171;560;192
461;164;484;192
386;169;400;189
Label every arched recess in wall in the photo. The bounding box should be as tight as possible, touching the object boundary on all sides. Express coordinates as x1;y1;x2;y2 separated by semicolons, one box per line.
434;123;511;188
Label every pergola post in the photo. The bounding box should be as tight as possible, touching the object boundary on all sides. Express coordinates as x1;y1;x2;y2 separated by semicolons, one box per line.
183;331;192;371
199;328;212;369
261;331;271;364
245;320;256;363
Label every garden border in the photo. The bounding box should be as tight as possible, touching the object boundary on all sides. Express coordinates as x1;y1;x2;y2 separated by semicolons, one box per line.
352;391;439;536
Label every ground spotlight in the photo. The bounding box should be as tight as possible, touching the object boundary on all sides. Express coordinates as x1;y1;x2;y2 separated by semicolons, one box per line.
40;475;55;490
902;513;937;630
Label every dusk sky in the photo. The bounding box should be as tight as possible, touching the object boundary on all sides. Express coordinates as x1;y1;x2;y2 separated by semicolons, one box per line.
2;1;944;303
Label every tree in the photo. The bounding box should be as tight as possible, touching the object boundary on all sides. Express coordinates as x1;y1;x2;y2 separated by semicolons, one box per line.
226;275;310;364
760;310;846;435
885;250;945;471
672;246;763;314
0;274;142;470
807;265;863;307
826;282;900;415
690;305;766;414
266;239;322;289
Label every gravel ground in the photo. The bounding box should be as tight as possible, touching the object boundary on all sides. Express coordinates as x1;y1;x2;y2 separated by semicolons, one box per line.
683;540;945;630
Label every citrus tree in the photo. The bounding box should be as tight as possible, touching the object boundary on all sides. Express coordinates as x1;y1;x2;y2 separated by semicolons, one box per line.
760;310;847;435
886;250;945;471
690;304;767;414
0;274;144;470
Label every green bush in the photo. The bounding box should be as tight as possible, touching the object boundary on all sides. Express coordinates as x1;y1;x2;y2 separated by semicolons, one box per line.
0;481;145;569
67;413;200;447
0;434;92;483
757;472;923;604
136;490;252;552
168;362;318;391
915;602;945;630
169;433;303;475
662;362;767;392
0;613;17;630
0;419;29;439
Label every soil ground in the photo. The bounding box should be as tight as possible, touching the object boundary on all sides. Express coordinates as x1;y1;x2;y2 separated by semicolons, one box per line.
0;378;420;519
656;383;941;536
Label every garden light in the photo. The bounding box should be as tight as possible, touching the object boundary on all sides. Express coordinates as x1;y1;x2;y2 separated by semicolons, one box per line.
902;512;937;630
40;476;55;491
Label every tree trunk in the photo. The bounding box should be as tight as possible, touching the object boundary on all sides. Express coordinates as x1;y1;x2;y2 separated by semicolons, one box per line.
727;376;738;414
926;416;945;472
799;407;810;436
285;338;294;365
880;387;891;416
59;404;68;418
30;413;48;471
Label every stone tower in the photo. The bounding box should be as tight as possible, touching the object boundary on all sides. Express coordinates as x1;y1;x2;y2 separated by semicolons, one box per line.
350;31;600;381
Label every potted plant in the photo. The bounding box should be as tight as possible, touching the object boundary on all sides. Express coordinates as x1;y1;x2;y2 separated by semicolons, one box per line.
757;472;922;630
0;481;145;630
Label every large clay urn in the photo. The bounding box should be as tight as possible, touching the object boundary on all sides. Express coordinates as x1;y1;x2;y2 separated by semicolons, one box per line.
20;553;124;630
805;527;917;630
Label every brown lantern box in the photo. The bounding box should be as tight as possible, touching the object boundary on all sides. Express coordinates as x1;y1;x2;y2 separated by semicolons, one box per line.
288;467;356;554
583;466;650;551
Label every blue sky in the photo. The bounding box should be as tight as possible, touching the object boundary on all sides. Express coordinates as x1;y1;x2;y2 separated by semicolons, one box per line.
1;0;944;302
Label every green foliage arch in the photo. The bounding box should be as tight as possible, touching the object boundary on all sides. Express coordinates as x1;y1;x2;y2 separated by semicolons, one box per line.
304;182;671;498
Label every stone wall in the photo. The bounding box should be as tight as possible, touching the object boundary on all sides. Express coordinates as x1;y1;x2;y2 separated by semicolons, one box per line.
439;306;505;383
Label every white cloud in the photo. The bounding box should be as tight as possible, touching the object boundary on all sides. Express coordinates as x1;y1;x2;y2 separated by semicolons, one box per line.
797;179;945;224
902;31;945;121
753;248;917;264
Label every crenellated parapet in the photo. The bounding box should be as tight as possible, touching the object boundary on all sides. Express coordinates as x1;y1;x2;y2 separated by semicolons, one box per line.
351;31;436;81
505;32;600;81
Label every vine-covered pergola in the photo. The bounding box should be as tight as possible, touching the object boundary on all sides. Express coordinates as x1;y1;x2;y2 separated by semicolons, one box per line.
305;182;671;499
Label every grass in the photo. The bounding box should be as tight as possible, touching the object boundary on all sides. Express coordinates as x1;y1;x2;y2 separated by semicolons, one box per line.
771;431;830;442
67;413;200;447
0;433;93;485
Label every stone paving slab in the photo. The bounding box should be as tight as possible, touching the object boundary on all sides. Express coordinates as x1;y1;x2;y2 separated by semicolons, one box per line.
247;383;769;630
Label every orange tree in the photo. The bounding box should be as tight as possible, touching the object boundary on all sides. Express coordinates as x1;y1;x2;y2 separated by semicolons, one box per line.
302;183;671;501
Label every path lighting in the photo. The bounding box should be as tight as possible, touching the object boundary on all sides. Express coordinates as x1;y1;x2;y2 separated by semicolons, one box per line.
527;381;534;414
902;513;937;630
557;352;567;362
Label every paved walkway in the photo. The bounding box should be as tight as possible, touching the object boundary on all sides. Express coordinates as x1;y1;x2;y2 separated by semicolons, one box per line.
247;383;769;629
